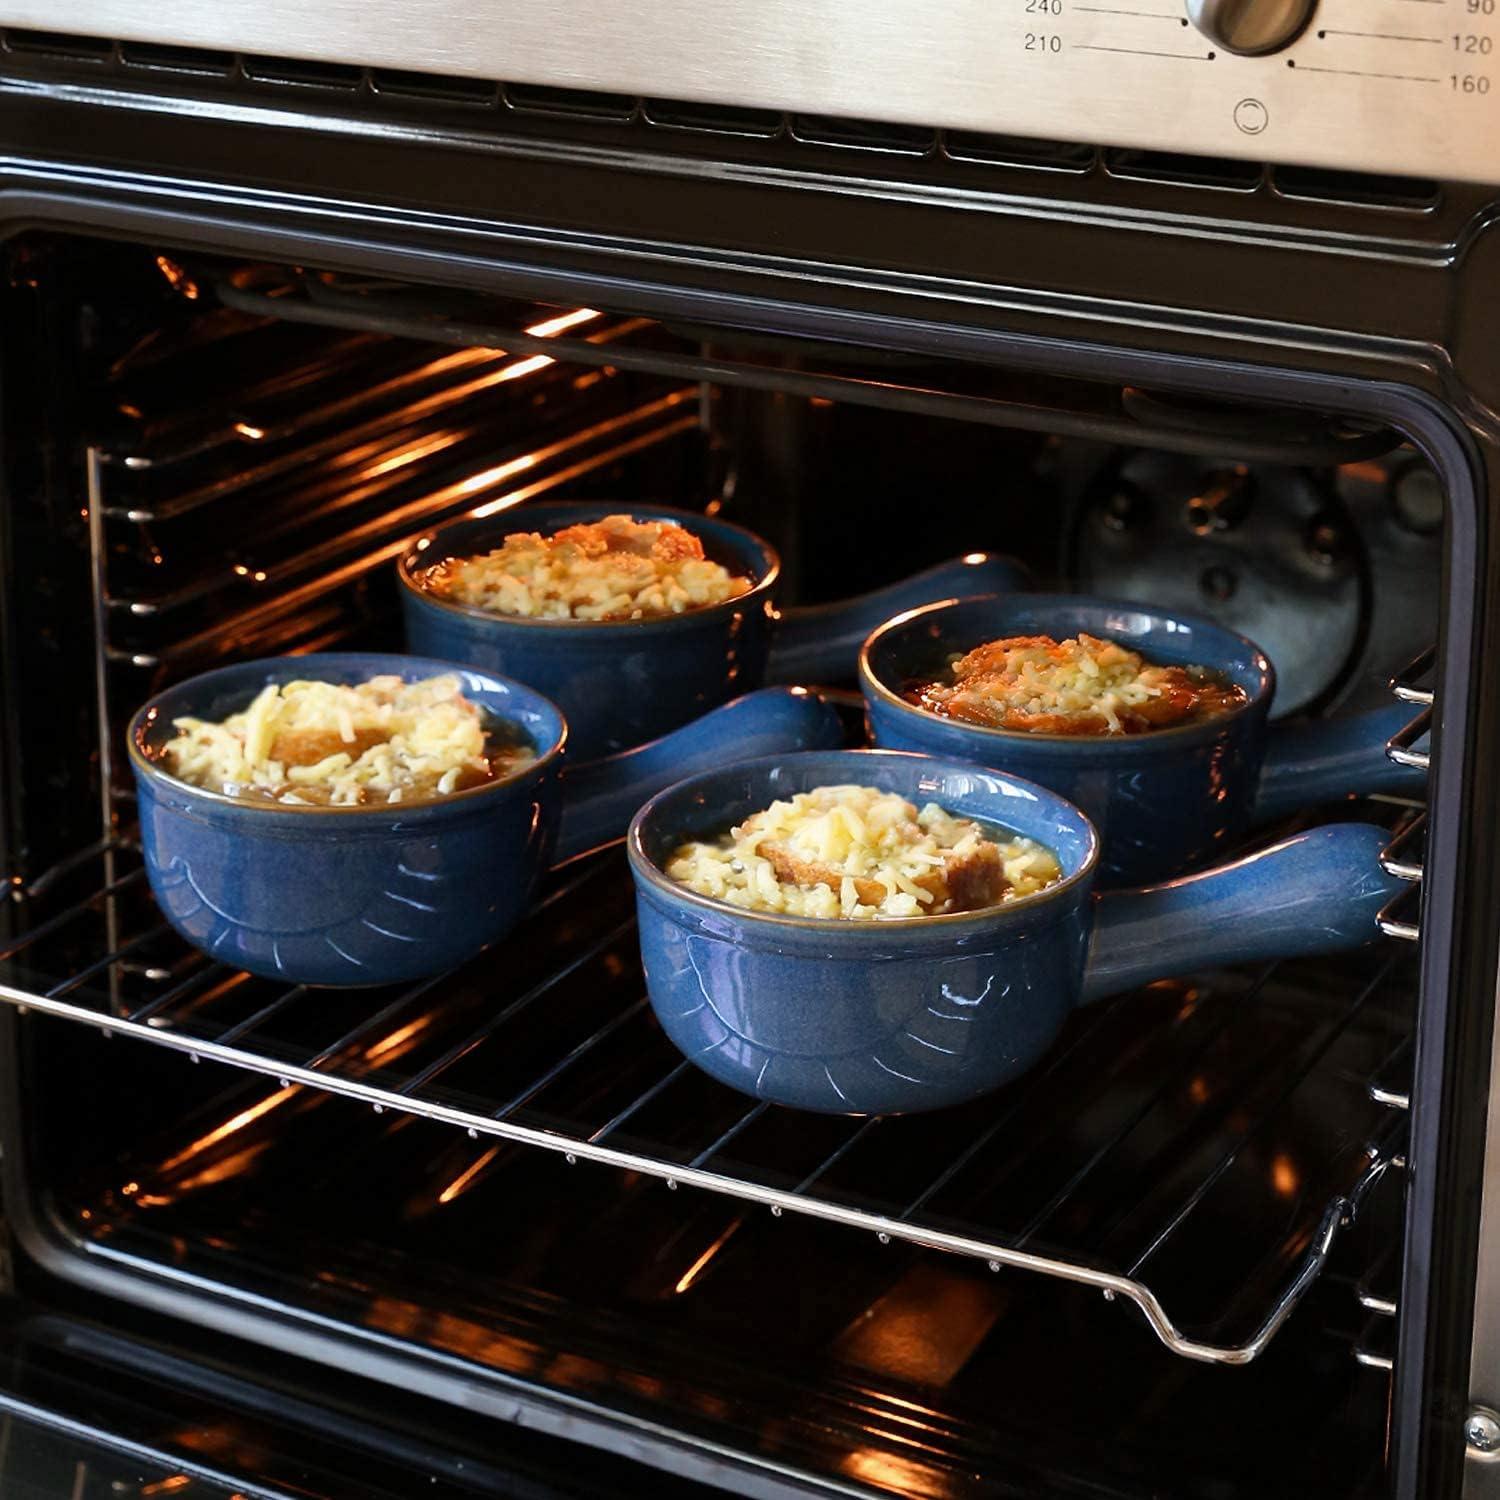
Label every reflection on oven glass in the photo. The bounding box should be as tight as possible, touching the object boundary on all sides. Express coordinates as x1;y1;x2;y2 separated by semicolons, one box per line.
832;1263;1005;1386
0;1408;247;1499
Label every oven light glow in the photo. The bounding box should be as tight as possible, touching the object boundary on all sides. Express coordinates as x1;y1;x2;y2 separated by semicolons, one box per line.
167;1141;273;1195
437;1145;501;1204
498;354;556;383
154;255;200;299
158;1088;298;1172
524;307;600;338
141;1477;192;1496
840;1449;946;1495
673;1218;743;1294
361;1015;434;1064
466;457;542;515
234;421;267;441
367;432;465;480
1271;1153;1301;1197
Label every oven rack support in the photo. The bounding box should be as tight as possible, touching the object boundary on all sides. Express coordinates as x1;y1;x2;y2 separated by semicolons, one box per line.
1378;648;1434;946
0;849;1410;1369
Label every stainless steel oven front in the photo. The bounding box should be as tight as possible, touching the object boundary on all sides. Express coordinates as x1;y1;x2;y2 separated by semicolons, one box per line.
5;0;1499;183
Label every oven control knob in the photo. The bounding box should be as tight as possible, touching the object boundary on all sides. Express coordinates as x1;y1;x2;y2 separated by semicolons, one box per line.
1184;0;1317;55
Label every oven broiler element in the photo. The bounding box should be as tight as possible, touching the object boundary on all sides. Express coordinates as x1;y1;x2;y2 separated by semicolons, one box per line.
213;274;1406;472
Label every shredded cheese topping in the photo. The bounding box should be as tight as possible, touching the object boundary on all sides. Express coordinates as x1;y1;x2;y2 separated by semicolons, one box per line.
911;633;1245;736
159;673;529;807
418;513;753;622
666;784;1062;920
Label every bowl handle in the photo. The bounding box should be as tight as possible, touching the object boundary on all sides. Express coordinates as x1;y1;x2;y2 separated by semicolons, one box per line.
553;687;843;864
765;553;1030;685
1252;703;1428;824
1080;822;1404;1006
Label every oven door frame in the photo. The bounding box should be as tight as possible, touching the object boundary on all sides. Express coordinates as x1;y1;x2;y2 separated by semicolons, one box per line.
0;79;1495;1498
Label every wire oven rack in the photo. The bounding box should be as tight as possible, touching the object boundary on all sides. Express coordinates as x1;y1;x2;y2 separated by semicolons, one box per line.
0;829;1413;1369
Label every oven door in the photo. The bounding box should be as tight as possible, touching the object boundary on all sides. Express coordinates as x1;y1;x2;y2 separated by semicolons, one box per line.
0;1278;726;1500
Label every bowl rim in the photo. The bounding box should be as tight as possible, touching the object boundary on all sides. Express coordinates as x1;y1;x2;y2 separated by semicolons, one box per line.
626;747;1101;933
396;500;782;634
858;592;1276;749
126;651;567;818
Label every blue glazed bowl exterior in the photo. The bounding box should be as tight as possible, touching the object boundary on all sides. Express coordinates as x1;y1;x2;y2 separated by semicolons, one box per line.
399;503;779;760
628;750;1099;1115
861;596;1274;887
129;653;566;987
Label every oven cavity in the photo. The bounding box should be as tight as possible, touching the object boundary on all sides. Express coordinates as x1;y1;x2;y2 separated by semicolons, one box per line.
0;234;1441;1500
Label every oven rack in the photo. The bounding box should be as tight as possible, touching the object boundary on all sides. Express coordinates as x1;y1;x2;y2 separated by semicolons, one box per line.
0;840;1412;1368
88;396;698;666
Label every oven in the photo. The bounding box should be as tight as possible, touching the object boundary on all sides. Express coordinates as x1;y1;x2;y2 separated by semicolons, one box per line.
0;6;1493;1497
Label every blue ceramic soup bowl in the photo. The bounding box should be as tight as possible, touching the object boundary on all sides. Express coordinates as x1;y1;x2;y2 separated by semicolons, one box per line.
861;595;1426;887
129;653;842;988
399;502;1025;759
628;749;1405;1115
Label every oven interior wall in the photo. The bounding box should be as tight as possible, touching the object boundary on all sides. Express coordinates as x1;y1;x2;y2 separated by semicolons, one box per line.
0;233;1438;1499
